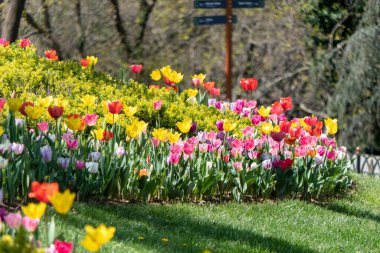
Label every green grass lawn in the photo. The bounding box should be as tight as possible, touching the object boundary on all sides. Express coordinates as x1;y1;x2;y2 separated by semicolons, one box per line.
54;173;380;253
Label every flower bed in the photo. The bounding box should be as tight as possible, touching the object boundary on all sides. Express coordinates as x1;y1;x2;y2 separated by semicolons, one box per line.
0;40;352;204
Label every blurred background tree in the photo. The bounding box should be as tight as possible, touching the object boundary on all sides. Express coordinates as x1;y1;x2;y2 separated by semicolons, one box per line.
0;0;378;152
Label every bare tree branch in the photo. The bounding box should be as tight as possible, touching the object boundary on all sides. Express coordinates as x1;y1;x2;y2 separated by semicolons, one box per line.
1;0;26;41
109;0;131;57
75;0;86;57
135;0;157;52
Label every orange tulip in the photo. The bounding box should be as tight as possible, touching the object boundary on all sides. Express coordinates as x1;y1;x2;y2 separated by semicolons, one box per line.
28;181;59;203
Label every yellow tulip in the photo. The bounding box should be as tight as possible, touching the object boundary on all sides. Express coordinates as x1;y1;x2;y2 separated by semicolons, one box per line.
150;69;161;81
66;115;84;131
257;106;271;118
160;65;172;78
7;98;23;112
324;118;338;135
25;105;44;120
223;119;236;132
21;202;47;219
152;128;168;142
167;131;181;143
187;89;198;98
124;106;138;117
86;56;98;66
82;95;97;107
94;129;105;140
169;71;184;84
49;189;76;214
37;96;53;107
81;224;116;252
126;120;147;139
105;113;119;124
176;118;192;133
192;73;206;83
0;126;4;136
261;122;273;135
272;125;281;132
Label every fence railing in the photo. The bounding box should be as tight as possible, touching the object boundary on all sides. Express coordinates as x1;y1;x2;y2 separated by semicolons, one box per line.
348;147;380;175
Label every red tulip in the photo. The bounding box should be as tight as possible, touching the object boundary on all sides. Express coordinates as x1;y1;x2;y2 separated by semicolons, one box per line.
304;116;318;126
19;101;34;116
209;87;220;97
203;82;215;91
280;97;292;111
48;106;64;119
80;59;90;68
20;39;31;48
279;121;291;133
103;131;114;141
107;100;123;114
45;50;58;61
54;240;73;253
240;78;258;91
130;64;142;74
273;158;293;171
270;101;283;115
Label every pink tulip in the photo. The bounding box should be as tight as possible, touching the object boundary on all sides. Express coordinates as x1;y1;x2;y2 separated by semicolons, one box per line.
151;137;160;147
199;143;208;153
84;113;98;126
192;78;202;87
22;217;40;232
75;160;86;170
66;139;79;150
20;39;31;48
233;162;243;172
5;212;22;229
37;122;49;133
153;100;162;110
183;142;194;155
130;64;142;74
168;152;180;165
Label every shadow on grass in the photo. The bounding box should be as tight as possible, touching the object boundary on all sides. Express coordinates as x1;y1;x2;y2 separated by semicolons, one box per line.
315;202;380;223
60;203;318;253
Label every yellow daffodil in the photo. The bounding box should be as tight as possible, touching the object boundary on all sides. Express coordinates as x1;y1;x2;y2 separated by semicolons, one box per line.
324;118;338;135
105;113;119;124
176;118;192;133
150;69;161;81
192;73;206;83
37;96;53;107
21;202;47;219
25;105;44;120
167;131;181;143
81;224;116;252
261;122;273;135
49;189;76;214
187;89;198;98
82;95;97;107
223;119;236;132
7;98;23;112
0;126;4;136
124;106;138;117
152;128;168;142
257;106;271;118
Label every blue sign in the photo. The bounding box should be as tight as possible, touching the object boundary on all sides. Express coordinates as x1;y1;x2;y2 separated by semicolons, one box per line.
193;15;237;25
194;0;226;8
233;0;264;8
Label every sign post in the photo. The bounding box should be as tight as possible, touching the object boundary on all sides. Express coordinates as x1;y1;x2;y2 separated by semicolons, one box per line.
225;0;233;100
194;0;264;100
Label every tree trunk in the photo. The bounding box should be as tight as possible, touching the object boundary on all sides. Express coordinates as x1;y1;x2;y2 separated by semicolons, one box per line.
1;0;26;42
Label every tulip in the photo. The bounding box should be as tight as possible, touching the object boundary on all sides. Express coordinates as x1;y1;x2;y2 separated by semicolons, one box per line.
7;98;23;112
130;64;142;74
223;119;236;132
216;120;224;132
138;168;149;178
107;100;123;114
183;142;194;155
152;128;168;142
280;97;292;111
22;202;47;219
22;217;40;232
0;157;8;169
0;38;10;47
80;58;90;68
324;118;338;135
66;114;85;131
48;106;64;119
0;208;7;221
150;69;161;81
45;50;58;61
75;160;86;170
257;106;271;118
261;159;272;170
19;101;34;116
233;162;243;172
103;131;113;141
5;212;22;229
203;81;215;91
54;240;74;253
0;98;6;112
271;131;286;142
20;38;31;48
209;87;220;97
176;118;192;133
190;122;197;133
40;145;53;163
37;122;49;133
66;139;79;150
58;157;70;170
82;95;97;108
86;162;99;174
271;101;283;115
89;152;101;162
124;106;138;117
28;181;59;203
240;78;258;91
167;131;181;143
84;113;98;126
50;189;76;214
115;147;125;157
81;224;115;252
10;142;24;155
153;100;162;110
